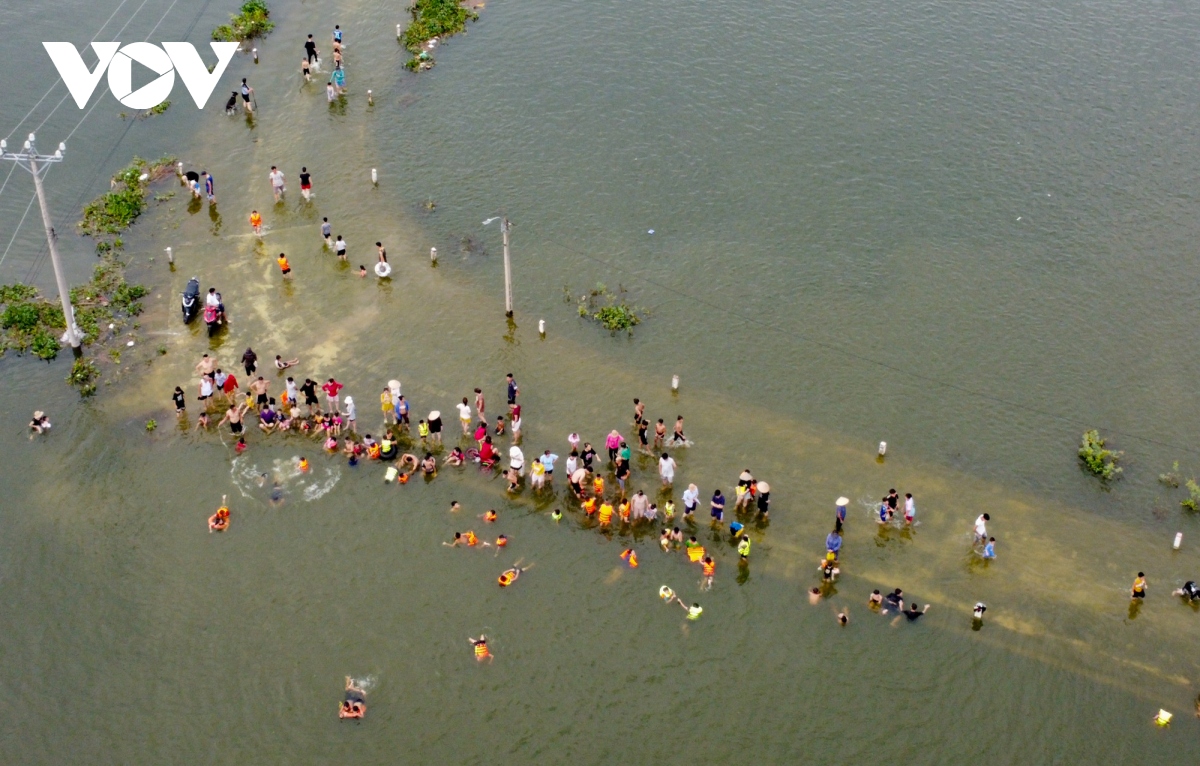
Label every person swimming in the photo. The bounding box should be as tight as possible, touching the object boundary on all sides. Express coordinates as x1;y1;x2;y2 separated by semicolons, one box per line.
498;562;530;587
1171;581;1200;601
339;677;366;719
469;635;492;662
208;495;230;532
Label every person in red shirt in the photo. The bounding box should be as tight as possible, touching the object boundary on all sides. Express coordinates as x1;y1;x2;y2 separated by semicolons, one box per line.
478;436;497;467
322;378;344;414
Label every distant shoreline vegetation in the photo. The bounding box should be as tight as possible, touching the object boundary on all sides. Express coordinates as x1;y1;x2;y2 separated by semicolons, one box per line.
212;0;274;43
401;0;479;71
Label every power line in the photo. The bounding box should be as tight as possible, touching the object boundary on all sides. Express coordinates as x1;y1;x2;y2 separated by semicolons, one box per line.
0;192;40;270
28;0;157;138
20;0;206;284
4;0;134;142
541;234;1198;456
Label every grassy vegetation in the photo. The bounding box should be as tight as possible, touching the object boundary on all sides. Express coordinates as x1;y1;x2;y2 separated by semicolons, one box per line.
1079;430;1122;482
213;0;274;42
401;0;478;70
566;283;646;336
0;255;149;375
79;156;175;241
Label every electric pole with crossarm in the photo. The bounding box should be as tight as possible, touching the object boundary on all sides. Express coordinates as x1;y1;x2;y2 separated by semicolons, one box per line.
0;132;81;351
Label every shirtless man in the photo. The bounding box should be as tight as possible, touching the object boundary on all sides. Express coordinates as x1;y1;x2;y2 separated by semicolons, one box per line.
249;376;271;408
195;353;216;376
672;415;686;445
633;398;645;425
217;402;250;436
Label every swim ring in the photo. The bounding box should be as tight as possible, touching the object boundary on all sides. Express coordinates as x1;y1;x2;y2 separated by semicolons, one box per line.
375;261;392;277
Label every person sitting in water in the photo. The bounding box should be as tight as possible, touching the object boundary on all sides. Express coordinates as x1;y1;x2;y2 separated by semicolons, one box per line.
274;355;299;369
444;447;465;466
420;453;438;476
29;410;50;434
378;438;398;460
399;453;419;472
478;437;498;468
1172;581;1200;602
339;677;366;719
324;436;338;451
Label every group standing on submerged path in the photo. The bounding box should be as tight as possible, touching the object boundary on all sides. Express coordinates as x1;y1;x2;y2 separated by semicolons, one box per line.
65;16;1179;721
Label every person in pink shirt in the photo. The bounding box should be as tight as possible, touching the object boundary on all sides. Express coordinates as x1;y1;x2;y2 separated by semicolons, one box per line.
322;378;344;414
605;429;622;464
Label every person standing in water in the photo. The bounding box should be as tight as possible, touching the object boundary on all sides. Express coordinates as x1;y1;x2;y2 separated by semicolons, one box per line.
203;171;215;204
240;78;254;112
659;452;677;487
269;166;286;202
672;416;686;445
321;217;332;245
304;34;319;65
299;167;314;201
1131;572;1147;599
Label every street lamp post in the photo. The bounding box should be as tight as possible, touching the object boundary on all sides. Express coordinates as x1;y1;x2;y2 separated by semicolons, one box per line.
0;133;80;350
483;216;513;317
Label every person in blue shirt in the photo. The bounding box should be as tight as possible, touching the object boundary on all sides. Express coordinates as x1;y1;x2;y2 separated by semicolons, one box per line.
878;497;891;525
541;450;558;482
506;373;519;406
203;171;215;203
826;529;843;560
333;25;343;44
982;537;996;559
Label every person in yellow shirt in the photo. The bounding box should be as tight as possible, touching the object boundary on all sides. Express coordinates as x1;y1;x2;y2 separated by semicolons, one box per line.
380;387;394;425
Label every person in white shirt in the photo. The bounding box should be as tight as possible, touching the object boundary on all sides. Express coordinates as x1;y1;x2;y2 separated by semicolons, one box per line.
269;166;286;201
974;513;990;543
456;397;473;434
659;453;677;487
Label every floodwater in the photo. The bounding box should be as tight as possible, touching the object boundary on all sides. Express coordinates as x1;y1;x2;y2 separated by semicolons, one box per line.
1;0;1199;762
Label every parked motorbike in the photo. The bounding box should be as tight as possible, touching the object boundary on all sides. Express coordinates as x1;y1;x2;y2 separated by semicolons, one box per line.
181;277;200;323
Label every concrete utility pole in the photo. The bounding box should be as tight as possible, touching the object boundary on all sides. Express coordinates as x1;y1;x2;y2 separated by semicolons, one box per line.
0;133;80;350
483;216;514;317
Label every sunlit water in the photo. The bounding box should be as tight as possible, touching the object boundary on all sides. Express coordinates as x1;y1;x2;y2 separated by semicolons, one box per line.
1;0;1199;762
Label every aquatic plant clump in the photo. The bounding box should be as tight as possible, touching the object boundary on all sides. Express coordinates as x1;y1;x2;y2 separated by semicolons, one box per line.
1078;430;1121;481
0;257;149;365
212;0;274;42
568;283;646;336
401;0;478;70
79;156;176;239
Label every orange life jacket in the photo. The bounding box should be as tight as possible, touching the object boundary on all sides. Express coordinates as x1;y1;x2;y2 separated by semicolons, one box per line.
466;532;478;546
598;503;614;523
702;559;715;577
620;549;638;568
474;641;490;658
582;497;597;515
498;571;515;587
298;458;309;472
619;501;630;520
593;477;605;495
